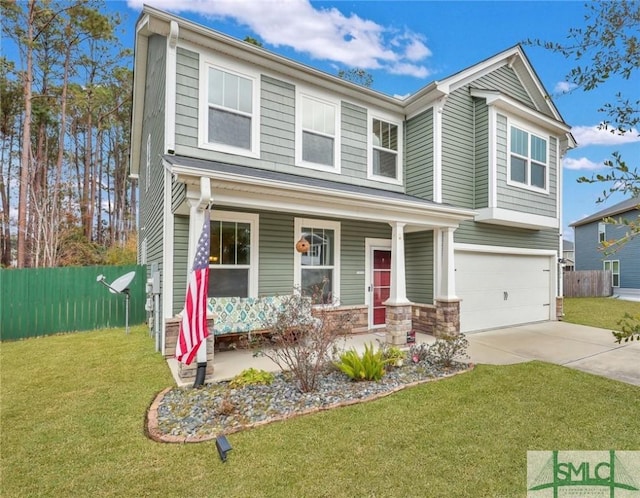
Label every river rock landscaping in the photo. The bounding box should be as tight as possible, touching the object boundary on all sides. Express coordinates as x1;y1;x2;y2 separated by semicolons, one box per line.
147;359;472;443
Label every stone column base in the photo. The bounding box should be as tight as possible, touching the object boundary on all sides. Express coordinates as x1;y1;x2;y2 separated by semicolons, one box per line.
435;299;461;337
178;334;215;382
385;304;412;345
556;296;564;320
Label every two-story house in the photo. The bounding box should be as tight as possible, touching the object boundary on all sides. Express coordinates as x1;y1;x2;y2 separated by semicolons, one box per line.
571;197;640;297
131;6;574;359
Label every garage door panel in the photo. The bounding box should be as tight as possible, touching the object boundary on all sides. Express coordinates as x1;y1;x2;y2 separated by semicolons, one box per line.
456;251;552;332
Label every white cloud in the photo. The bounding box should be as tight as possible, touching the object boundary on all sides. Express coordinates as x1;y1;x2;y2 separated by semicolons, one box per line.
128;0;433;77
572;125;640;146
554;81;577;94
562;157;604;171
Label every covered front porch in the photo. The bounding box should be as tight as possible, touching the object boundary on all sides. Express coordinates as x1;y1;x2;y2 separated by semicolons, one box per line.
167;329;438;386
164;155;475;382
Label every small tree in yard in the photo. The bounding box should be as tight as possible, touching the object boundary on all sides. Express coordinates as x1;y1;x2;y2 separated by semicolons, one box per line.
259;294;354;393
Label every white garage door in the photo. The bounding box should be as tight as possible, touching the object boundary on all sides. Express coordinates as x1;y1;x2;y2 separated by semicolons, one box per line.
456;251;552;332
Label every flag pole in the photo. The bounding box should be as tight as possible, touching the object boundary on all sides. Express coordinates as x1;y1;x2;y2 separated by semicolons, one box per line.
175;177;212;388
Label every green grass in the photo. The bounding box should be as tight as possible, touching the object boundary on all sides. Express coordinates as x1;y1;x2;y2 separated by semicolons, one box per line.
2;326;639;497
563;297;640;330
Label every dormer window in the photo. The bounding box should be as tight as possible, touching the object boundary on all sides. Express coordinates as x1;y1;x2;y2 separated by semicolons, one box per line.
509;125;548;191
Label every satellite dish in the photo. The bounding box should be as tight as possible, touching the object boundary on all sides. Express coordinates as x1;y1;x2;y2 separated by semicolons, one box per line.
109;271;136;294
96;271;137;334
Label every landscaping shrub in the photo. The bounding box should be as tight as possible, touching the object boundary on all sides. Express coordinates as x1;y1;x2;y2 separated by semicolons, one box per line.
335;343;386;381
409;334;470;368
259;293;353;392
613;312;640;343
228;368;275;389
378;343;406;368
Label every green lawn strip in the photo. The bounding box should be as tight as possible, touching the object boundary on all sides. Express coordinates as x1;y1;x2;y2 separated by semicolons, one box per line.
2;328;639;497
563;297;640;331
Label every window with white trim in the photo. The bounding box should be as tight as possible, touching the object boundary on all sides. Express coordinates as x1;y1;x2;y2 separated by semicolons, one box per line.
509;125;548;190
200;60;259;157
371;118;400;181
208;212;258;297
598;222;606;243
294;218;340;304
603;260;620;287
297;93;339;170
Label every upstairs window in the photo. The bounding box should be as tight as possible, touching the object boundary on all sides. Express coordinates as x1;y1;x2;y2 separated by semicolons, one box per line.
208;67;252;149
297;92;339;171
598;222;606;243
370;118;401;182
509;126;547;191
200;60;259;157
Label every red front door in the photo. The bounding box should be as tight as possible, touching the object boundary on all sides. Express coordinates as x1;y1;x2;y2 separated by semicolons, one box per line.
372;250;391;326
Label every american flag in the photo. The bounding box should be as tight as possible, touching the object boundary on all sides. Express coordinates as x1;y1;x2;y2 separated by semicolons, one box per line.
176;211;210;365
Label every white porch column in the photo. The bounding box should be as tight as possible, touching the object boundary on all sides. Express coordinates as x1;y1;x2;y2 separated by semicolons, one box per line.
185;177;211;364
436;227;458;300
385;222;410;305
384;222;411;345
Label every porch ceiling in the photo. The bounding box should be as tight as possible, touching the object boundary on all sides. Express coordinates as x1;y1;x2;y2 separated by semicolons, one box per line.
164;155;475;230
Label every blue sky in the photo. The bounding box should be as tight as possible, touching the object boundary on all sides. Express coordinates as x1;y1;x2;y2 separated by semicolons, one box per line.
95;1;640;239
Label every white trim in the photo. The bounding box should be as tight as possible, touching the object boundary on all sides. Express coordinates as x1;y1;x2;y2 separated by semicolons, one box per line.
367;111;403;186
475;207;559;230
294;218;341;305
433;98;446;203
161;169;175;355
145;134;151;192
488;107;497;207
164;20;178;154
198;54;261;158
455;243;557;257
210;210;259;297
469;88;571;135
365;238;392;329
295;88;341;173
506;119;550;194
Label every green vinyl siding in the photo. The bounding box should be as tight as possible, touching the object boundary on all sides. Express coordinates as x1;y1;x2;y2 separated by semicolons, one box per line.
454;221;559;251
496;114;557;217
259;212;295;296
260;75;295;165
473;65;534;107
175;47;199;149
474;99;489;208
171;181;186;213
405;108;433;200
341;221;391;305
140;35;167;317
172;215;189;314
405;231;434;303
340;102;368;182
442;89;475;208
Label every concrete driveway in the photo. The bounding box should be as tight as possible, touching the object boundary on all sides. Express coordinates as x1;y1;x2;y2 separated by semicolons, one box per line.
466;321;640;386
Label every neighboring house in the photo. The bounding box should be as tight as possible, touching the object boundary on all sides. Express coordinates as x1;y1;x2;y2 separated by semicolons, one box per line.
571;197;640;293
562;240;575;271
130;6;575;357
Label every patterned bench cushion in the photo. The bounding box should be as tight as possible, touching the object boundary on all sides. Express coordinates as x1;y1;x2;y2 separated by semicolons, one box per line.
207;295;293;336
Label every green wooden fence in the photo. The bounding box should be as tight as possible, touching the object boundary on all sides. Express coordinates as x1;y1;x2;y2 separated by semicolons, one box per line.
0;265;147;340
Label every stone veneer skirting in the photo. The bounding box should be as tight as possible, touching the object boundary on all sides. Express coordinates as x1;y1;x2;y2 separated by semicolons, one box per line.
556;296;564;320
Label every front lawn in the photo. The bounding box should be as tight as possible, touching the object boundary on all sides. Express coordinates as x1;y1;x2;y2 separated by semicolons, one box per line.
563;297;640;330
1;327;638;497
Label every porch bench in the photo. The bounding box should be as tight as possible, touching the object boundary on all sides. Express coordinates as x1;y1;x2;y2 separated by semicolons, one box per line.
207;295;319;342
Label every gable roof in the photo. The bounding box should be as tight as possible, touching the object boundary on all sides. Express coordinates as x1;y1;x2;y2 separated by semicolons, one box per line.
571;197;640;227
131;6;575;176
